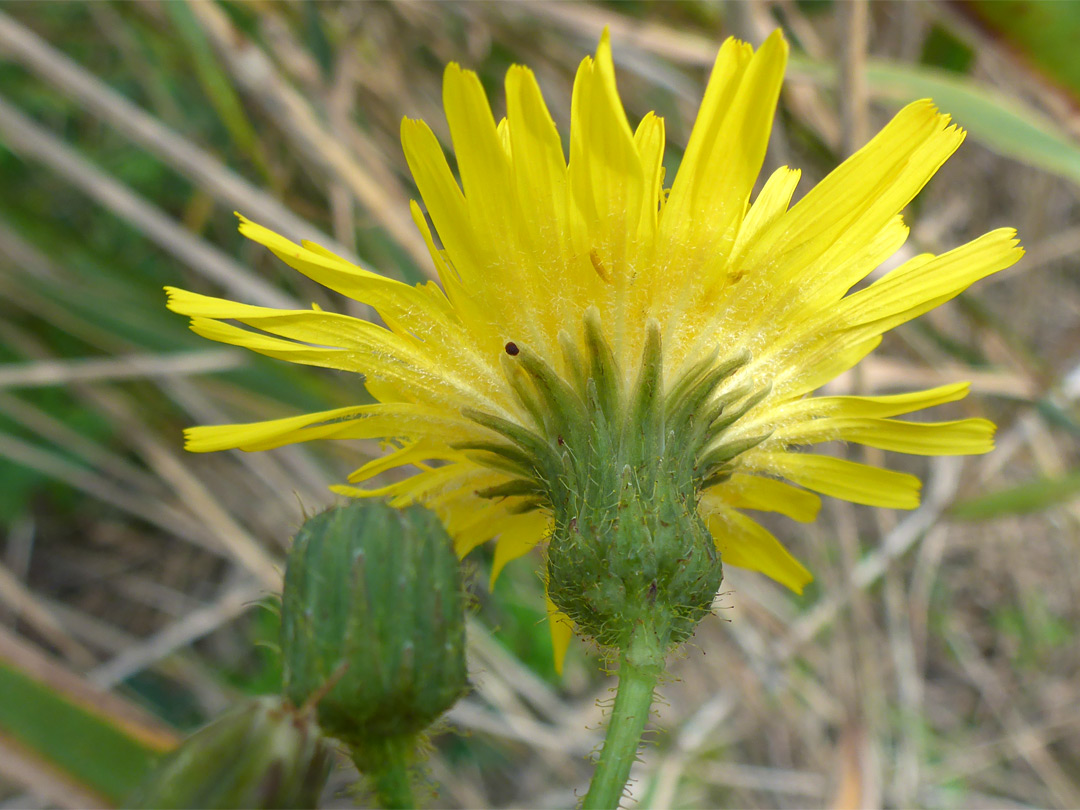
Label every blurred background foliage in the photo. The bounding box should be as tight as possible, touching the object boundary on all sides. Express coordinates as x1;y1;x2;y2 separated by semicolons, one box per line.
1;1;1079;807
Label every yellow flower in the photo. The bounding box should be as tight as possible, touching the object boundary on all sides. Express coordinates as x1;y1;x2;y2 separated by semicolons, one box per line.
167;30;1021;667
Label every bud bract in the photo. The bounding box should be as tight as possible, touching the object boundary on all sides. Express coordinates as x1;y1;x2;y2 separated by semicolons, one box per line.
127;696;331;810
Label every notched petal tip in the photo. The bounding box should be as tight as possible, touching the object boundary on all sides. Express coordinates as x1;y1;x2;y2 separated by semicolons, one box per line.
163;285;182;310
181;427;200;452
757;27;790;62
999;228;1025;257
184;425;233;454
968;417;998;454
899;98;964;140
234;211;259;235
163;289;212;330
442;61;464;82
235;214;283;249
504;63;536;101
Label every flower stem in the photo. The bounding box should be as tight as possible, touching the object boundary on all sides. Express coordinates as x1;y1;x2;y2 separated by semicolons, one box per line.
583;625;664;809
354;736;415;809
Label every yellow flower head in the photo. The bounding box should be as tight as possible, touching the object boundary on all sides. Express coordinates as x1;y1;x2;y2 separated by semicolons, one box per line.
167;30;1022;666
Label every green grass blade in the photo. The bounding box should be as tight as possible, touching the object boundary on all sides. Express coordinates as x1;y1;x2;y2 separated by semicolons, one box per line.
162;0;274;182
0;631;178;806
791;56;1080;187
951;470;1080;520
967;1;1080;100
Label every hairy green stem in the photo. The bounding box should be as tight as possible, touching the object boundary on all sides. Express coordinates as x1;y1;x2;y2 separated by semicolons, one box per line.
583;626;664;809
354;736;415;809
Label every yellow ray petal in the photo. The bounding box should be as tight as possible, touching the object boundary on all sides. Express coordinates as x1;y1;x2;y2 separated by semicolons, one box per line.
700;216;908;380
772;383;971;420
660;35;753;247
702;506;812;593
727;166;801;265
545;593;574;675
490;510;552;588
187;316;360;370
236;216;444;322
841;228;1024;333
400;118;480;281
334;462;492;504
347;438;458;484
185;403;478;453
568;29;643;275
750;101;964;288
662;29;787;262
443;64;514;245
364;377;405;403
167;287;401;351
167;287;501;410
748;211;907;332
419;71;558;356
764;227;1015;401
702;473;821;523
754;451;921;509
775;335;883;399
633;111;666;241
776;416;996;456
505;66;567;194
504;66;573;276
504;66;576;350
496;117;511;153
445;499;527;557
408;200;504;355
408;199;457;289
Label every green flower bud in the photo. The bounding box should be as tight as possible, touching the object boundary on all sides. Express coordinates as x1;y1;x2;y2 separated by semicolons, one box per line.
127;696;331;810
280;500;468;761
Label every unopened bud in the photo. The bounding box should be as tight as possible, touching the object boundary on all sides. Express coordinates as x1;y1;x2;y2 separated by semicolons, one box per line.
280;500;468;761
127;696;331;809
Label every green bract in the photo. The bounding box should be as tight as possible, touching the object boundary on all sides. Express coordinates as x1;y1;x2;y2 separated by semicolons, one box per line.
127;696;331;810
468;311;759;652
